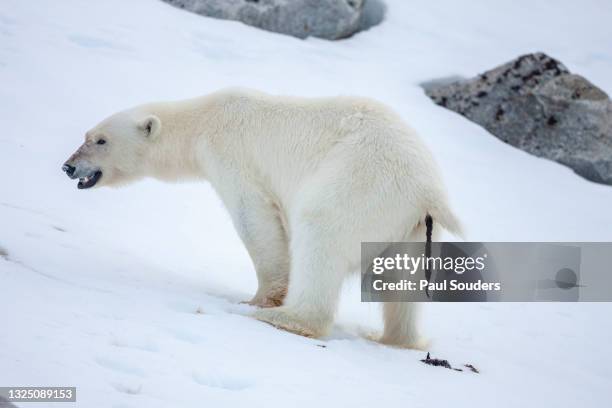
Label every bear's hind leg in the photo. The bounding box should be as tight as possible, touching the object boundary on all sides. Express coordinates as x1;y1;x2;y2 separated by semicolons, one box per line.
380;302;429;349
379;221;439;349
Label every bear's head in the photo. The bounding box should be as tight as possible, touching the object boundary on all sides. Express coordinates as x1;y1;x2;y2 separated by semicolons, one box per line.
62;108;162;189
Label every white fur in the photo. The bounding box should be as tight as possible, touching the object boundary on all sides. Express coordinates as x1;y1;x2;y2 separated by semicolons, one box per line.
65;88;462;348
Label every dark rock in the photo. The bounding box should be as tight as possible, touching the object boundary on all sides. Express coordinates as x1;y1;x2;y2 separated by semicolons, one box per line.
161;0;385;40
423;53;612;185
421;352;452;369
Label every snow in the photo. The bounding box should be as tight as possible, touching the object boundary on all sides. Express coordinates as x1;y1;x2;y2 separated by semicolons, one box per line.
1;0;612;407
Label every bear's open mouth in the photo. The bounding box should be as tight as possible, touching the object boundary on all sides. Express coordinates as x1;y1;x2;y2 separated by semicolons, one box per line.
77;170;102;189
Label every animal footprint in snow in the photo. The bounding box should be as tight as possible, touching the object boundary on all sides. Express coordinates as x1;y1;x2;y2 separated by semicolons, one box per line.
112;382;142;395
165;327;205;344
94;357;146;377
192;372;252;391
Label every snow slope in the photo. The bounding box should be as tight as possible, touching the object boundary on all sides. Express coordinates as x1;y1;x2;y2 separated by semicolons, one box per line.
1;0;612;407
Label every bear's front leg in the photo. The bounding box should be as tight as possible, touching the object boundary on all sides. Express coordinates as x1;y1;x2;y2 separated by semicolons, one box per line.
228;189;290;308
254;224;347;338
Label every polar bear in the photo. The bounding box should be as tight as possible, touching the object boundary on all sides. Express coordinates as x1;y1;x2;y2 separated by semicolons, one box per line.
62;88;461;348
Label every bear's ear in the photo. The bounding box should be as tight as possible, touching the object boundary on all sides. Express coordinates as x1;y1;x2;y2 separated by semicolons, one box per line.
138;115;161;139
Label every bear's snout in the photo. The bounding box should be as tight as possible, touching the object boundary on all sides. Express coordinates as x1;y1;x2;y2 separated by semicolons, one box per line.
62;163;76;178
62;159;103;189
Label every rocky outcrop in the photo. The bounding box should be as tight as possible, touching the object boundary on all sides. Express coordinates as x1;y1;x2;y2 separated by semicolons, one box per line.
424;53;612;185
161;0;385;40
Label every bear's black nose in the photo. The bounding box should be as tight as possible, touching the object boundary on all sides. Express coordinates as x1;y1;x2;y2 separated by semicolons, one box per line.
62;164;75;177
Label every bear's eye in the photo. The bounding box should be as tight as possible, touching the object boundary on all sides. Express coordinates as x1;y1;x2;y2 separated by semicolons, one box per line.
97;139;106;145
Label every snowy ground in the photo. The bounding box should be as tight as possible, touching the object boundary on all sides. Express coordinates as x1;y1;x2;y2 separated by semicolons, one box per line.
1;0;612;407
